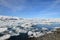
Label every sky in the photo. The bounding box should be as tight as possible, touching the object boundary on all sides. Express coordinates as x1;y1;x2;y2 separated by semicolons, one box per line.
0;0;60;18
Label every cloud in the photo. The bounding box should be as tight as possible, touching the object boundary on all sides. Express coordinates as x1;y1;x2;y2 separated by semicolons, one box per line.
0;0;60;14
40;0;60;15
0;0;27;12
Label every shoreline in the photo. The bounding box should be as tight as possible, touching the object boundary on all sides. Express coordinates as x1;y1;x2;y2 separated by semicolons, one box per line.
6;28;60;40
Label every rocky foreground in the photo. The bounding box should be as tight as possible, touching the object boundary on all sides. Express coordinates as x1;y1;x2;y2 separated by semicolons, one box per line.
27;28;60;40
5;28;60;40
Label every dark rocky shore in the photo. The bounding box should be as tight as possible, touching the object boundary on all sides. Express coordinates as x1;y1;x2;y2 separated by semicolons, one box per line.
6;28;60;40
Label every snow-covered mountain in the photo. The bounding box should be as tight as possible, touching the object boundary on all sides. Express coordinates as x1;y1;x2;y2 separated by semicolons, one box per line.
0;15;60;40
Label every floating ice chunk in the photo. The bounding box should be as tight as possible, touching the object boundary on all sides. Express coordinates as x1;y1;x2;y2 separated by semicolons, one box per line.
52;27;60;32
52;28;57;31
38;33;44;36
47;31;52;34
42;27;48;31
21;23;32;27
54;27;60;29
0;28;7;33
28;31;33;36
28;31;44;38
0;34;11;40
33;32;44;37
28;31;34;37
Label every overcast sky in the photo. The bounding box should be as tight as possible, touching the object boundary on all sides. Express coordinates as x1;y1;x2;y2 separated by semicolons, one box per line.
0;0;60;18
